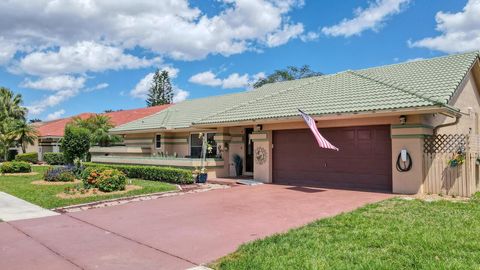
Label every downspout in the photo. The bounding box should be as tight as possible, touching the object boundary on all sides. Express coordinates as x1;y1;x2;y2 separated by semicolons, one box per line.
433;114;461;135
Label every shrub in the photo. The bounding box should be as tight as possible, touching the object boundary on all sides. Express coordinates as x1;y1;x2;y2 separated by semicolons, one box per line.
81;167;107;188
96;169;126;192
15;152;38;163
44;166;76;182
61;125;91;163
83;162;194;184
81;167;126;192
43;152;66;165
0;161;32;173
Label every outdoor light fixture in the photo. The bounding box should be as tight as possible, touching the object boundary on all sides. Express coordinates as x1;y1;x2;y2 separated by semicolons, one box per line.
399;115;407;125
255;124;263;131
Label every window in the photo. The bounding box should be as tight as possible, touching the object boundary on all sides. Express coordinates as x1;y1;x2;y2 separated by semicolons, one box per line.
190;133;217;158
155;134;161;149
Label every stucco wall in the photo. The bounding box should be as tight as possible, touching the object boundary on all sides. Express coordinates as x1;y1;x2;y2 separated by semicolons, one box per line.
424;71;480;134
227;127;246;176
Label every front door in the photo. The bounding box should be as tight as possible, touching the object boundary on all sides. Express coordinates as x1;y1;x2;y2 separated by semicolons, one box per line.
245;128;254;173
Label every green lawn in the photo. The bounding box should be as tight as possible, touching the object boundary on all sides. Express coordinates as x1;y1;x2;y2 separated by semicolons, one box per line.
0;166;177;209
212;198;480;270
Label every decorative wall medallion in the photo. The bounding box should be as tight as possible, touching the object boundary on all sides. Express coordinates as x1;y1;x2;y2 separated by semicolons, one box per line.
254;147;267;165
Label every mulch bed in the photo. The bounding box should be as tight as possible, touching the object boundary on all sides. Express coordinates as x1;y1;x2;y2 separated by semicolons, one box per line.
56;185;142;199
1;172;39;176
31;179;82;185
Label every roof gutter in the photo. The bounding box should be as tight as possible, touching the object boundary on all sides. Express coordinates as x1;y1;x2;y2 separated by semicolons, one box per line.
191;105;458;128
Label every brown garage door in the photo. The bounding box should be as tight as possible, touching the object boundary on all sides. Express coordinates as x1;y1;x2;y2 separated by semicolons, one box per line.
273;125;392;191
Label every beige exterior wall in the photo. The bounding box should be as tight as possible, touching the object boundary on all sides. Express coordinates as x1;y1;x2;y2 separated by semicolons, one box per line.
252;131;272;183
424;70;480;135
390;125;432;194
225;127;247;176
24;139;39;154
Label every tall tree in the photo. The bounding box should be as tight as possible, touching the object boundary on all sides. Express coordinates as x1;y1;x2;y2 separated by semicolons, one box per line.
0;120;17;160
71;114;121;147
253;65;322;88
146;69;173;106
14;120;39;153
0;87;27;160
0;87;26;121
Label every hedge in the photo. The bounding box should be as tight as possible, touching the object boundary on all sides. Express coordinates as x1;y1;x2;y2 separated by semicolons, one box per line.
83;162;194;184
43;152;66;165
1;161;32;173
15;152;38;163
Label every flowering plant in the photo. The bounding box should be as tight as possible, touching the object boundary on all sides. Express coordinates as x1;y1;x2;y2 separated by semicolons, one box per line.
448;152;465;168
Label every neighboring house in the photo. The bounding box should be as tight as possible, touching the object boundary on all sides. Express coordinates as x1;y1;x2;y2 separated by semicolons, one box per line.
92;51;480;196
27;105;171;160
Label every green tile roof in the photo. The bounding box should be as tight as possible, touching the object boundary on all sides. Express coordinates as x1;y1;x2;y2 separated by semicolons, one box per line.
112;51;479;132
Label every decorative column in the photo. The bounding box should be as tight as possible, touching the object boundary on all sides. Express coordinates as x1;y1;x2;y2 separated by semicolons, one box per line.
251;131;272;183
391;124;433;194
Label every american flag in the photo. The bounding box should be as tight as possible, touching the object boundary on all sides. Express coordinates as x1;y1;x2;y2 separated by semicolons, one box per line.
299;109;339;151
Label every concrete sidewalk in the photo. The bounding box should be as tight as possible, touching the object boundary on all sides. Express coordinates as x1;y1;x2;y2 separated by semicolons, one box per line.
0;191;59;221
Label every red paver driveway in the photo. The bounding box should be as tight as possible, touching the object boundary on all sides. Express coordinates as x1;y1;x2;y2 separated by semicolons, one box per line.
1;184;392;270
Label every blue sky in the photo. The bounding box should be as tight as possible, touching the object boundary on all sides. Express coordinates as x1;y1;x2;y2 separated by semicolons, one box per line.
0;0;478;121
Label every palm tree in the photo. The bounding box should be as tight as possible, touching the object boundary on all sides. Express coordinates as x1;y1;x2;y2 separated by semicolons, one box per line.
0;87;27;160
0;120;18;160
0;87;26;121
14;121;39;153
71;114;120;147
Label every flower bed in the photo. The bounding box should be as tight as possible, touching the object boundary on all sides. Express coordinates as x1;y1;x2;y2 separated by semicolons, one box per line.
58;184;141;199
44;166;76;182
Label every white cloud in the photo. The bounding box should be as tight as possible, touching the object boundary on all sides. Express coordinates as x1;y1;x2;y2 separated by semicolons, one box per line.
173;89;189;103
21;75;86;91
300;31;320;42
222;73;250;89
252;72;266;81
188;71;222;87
189;70;264;89
0;0;305;64
409;0;480;53
405;57;425;63
85;83;109;92
130;72;155;99
0;37;17;64
265;23;304;47
22;76;86;115
27;89;79;115
45;109;65;121
322;0;410;37
15;41;161;76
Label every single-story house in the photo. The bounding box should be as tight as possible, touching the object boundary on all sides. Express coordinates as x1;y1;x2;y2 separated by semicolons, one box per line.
26;105;171;160
92;51;480;196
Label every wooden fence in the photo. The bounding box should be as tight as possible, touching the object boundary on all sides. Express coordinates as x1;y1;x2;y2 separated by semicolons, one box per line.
422;134;480;197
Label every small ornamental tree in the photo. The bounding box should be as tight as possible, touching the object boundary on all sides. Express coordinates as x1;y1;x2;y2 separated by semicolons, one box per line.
61;125;91;163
